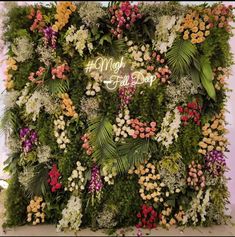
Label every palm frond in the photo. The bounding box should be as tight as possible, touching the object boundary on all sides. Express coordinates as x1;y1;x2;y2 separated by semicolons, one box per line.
116;138;151;174
88;116;117;165
0;108;18;134
25;163;49;198
166;37;197;76
46;79;69;95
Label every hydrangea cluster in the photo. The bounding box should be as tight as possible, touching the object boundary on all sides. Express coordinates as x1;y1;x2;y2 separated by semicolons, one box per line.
96;205;118;229
4;57;17;90
136;204;157;229
177;101;202;126
65;25;93;56
19;127;38;153
109;1;141;38
182;189;211;225
52;2;76;32
60;93;78;118
36;145;51;163
153;15;183;54
156;108;181;149
81;133;93;156
57;195;82;232
88;164;103;198
36;44;56;67
113;108;134;142
198;111;228;155
51;64;70;80
187;161;206;190
48;164;62;192
27;196;46;225
165;76;199;110
158;153;186;194
205;150;226;177
78;2;105;27
54;116;70;152
27;6;45;32
130;119;157;139
80;97;100;121
65;161;86;193
28;66;45;84
12;36;34;62
85;71;102;96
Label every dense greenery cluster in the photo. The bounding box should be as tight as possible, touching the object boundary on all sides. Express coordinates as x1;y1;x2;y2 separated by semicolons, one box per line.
1;1;234;233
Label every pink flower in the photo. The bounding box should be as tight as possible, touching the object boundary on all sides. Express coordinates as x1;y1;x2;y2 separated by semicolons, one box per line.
150;122;156;127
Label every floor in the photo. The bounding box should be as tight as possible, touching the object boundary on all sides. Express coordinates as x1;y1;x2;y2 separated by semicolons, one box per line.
1;191;235;236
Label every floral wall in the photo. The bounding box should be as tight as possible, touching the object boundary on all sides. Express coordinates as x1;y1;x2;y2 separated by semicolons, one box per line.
0;1;235;233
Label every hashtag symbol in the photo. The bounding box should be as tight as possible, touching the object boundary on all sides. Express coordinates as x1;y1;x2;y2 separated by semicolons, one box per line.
85;60;95;73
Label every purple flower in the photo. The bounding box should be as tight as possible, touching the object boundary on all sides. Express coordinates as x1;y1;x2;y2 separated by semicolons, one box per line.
88;164;103;194
20;127;30;138
205;150;226;176
43;26;57;48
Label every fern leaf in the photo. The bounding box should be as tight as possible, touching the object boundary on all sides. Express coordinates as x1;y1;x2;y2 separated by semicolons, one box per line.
0;109;18;134
166;37;197;76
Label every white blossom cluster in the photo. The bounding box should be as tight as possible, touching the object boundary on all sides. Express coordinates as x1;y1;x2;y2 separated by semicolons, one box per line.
57;195;83;232
125;39;151;69
2;90;20;109
97;205;118;229
65;161;86;193
85;71;102;96
78;2;105;27
113;108;134;142
18;166;35;190
16;83;31;107
182;188;211;225
65;25;93;56
156;108;181;149
24;89;59;121
36;44;56;67
102;164;117;185
165;76;199;110
54;116;70;152
36;145;51;163
12;36;34;62
153;15;183;54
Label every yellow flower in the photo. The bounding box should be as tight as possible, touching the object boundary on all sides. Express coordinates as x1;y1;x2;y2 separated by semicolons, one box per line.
191;38;197;44
192;26;198;33
197;31;203;37
183;34;189;40
205;30;210;36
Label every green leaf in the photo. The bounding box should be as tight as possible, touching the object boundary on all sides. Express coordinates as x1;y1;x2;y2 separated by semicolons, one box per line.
166;37;197;76
99;34;112;46
190;66;200;87
88;116;117;165
201;75;216;101
199;56;216;100
46;79;69;95
116;138;151;174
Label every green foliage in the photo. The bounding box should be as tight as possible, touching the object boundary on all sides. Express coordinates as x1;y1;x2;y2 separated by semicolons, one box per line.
117;138;158;174
166;37;197;76
0;108;19;135
3;174;29;228
88;116;117;166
